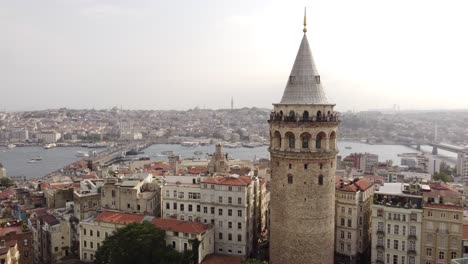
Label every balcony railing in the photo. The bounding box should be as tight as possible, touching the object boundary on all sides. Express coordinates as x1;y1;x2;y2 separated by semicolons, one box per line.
407;249;417;255
408;234;417;240
268;115;339;123
377;230;385;236
376;244;385;250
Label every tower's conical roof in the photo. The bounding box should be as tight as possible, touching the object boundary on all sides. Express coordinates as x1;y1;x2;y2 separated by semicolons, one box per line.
280;34;329;105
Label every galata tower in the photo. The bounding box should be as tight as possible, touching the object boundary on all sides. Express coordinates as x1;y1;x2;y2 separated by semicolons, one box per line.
269;10;338;264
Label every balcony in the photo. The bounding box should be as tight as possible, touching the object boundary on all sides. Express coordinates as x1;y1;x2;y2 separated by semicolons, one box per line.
408;234;417;240
377;230;385;236
376;244;385;250
268;115;339;124
407;249;417;255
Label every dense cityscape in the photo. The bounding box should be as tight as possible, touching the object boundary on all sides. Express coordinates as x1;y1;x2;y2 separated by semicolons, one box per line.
2;3;468;264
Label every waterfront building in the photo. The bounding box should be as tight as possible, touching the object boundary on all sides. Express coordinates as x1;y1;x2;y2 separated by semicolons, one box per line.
161;174;265;257
335;178;374;264
100;173;162;216
371;183;423;264
79;211;214;263
421;182;464;264
268;12;339;264
35;131;61;143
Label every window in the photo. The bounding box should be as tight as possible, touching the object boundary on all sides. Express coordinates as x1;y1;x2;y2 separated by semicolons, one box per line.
219;196;223;203
228;197;232;204
211;207;215;214
304;164;308;170
165;190;169;197
393;255;397;264
172;241;176;249
428;210;432;217
387;239;390;249
228;222;232;229
347;219;352;227
55;246;59;252
288;175;293;184
340;231;344;239
288;135;295;148
318;175;323;185
394;240;398;250
84;253;87;260
97;231;100;237
439;251;445;260
188;204;193;212
441;212;446;218
91;242;94;249
112;190;115;197
341;207;345;213
302;136;309;148
180;204;184;211
402;226;406;236
219;209;223;216
238;197;242;204
218;233;223;240
410;213;417;221
387;224;391;233
410;226;416;235
401;256;405;264
403;214;406;221
204;207;208;213
84;240;87;247
228;186;232;191
238;223;242;229
90;230;93;237
378;222;384;232
348;208;352;214
452;252;457;259
173;203;177;210
178;192;184;199
394;225;399;235
402;241;405;251
347;244;351;252
228;209;232;216
173;190;177;197
340;242;344;251
341;218;345;226
237;234;242;242
228;233;232;241
188;192;201;199
211;184;214;189
166;203;170;210
288;164;292;169
426;248;432;256
197;205;200;212
347;232;351;239
218;221;223;228
83;229;86;236
455;214;460;220
238;210;242;217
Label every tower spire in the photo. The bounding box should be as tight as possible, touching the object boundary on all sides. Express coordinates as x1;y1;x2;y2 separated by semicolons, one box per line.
303;7;307;33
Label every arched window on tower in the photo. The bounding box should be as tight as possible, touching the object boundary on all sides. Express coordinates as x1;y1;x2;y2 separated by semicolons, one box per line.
316;132;326;149
318;175;324;185
303;111;309;121
316;111;322;121
287;174;293;184
286;132;295;149
301;132;311;149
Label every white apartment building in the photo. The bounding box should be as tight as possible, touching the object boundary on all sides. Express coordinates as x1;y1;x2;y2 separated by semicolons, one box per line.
80;211;214;263
162;174;261;257
36;131;61;143
372;183;423;264
335;178;374;264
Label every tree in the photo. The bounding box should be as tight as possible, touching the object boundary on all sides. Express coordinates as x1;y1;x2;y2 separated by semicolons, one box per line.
0;177;14;187
94;221;188;264
433;172;453;182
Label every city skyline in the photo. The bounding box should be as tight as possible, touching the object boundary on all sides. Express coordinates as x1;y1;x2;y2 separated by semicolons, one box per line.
2;0;468;112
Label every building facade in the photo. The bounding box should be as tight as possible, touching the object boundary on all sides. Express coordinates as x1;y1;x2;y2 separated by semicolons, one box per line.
371;183;424;264
335;178;374;264
268;16;339;264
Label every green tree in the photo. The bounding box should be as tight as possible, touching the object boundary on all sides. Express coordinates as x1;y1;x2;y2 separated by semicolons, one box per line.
433;172;453;182
94;221;188;264
0;177;14;187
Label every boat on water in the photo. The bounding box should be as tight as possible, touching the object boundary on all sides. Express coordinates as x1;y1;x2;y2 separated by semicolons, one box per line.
161;150;174;156
125;149;144;156
7;144;16;149
44;143;56;149
181;141;199;147
31;156;43;161
242;142;263;148
194;151;203;155
345;146;352;149
76;151;90;158
27;160;39;163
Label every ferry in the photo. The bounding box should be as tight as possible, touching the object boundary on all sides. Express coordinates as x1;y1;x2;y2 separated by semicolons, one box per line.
181;141;199;147
44;143;56;149
28;156;43;163
76;151;90;158
161;150;174;156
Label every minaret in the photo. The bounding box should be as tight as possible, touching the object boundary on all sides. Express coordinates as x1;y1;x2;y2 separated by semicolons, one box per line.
231;97;234;111
269;8;338;264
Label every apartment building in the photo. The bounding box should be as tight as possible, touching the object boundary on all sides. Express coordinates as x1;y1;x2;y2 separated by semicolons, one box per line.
371;183;423;264
421;182;464;264
80;211;214;263
335;178;374;264
162;174;264;257
101;173;161;216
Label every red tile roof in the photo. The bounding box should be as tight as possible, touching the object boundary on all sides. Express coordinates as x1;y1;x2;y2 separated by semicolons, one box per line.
424;182;461;198
336;178;373;192
95;211;145;225
202;175;252;186
151;218;210;235
201;254;242;264
0;188;16;200
0;226;22;237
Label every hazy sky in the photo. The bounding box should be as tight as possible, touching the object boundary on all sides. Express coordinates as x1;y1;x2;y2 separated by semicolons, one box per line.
2;0;468;112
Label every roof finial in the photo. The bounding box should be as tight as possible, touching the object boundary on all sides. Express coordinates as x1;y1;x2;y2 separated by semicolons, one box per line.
303;7;307;33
